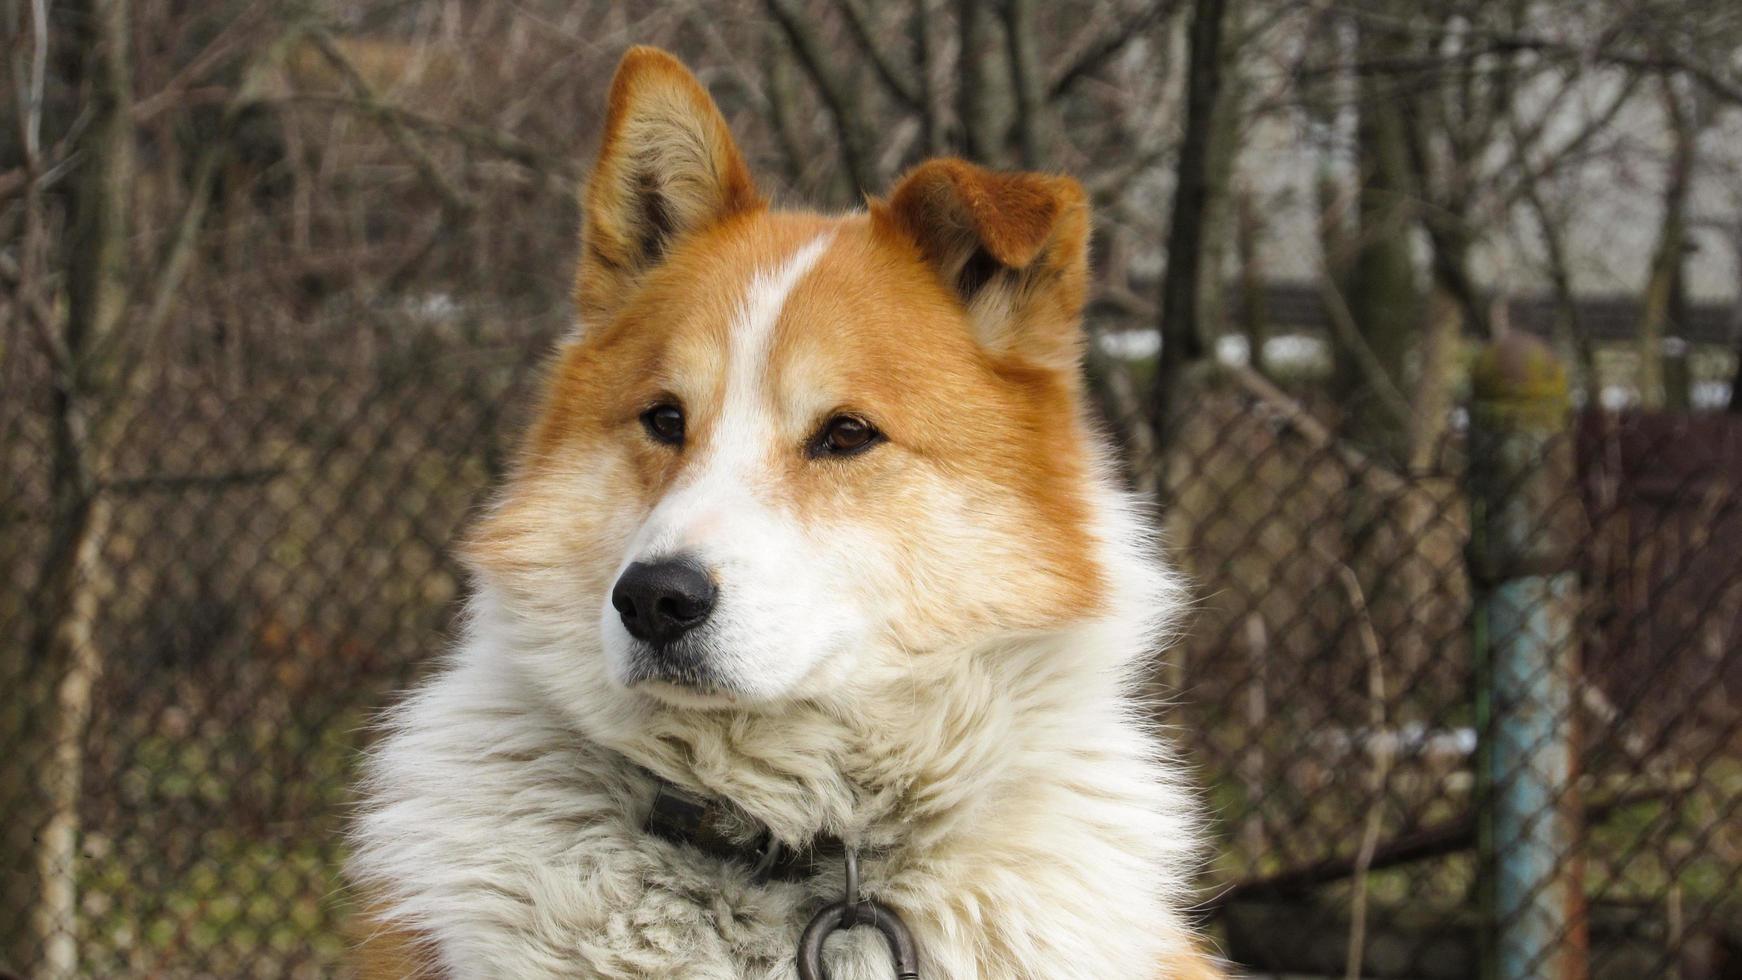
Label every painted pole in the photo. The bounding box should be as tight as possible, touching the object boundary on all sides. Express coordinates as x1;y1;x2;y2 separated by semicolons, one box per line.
1468;334;1587;980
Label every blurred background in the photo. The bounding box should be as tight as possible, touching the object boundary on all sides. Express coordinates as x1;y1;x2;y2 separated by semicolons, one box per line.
3;0;1740;977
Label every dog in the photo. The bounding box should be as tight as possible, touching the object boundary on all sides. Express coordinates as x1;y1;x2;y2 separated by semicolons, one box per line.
350;46;1223;980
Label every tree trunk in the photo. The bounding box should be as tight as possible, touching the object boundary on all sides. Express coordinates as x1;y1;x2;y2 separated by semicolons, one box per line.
1151;0;1229;477
1337;2;1422;465
1639;75;1697;411
1730;330;1742;415
955;0;1012;166
1729;222;1742;415
1235;188;1268;375
1003;0;1048;169
5;0;133;974
1522;180;1598;399
765;0;877;196
912;0;947;157
1195;17;1247;358
763;31;812;190
1663;261;1692;410
1337;0;1429;719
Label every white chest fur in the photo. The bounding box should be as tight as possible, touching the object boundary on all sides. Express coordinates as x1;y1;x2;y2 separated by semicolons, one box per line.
352;574;1203;979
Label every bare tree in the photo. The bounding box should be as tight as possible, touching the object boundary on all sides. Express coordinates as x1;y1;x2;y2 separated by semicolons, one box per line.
10;0;134;971
1151;0;1231;476
1336;0;1425;465
1639;73;1709;410
4;2;1742;974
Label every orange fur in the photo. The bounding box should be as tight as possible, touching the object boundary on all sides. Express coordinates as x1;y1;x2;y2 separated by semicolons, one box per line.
349;910;439;979
575;46;762;324
877;159;1091;373
1164;956;1231;979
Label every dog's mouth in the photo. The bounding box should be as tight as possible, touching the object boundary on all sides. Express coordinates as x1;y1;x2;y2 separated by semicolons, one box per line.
621;640;747;708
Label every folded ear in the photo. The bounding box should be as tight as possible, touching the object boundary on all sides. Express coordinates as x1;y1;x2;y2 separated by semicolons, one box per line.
877;159;1091;373
576;47;761;324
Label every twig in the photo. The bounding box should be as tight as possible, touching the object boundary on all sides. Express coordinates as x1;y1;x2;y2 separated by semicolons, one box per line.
127;0;273;124
1318;553;1391;980
1217;358;1411;496
0;208;70;375
1482;33;1742;109
764;0;878;194
1313;273;1417;438
272;93;577;187
831;0;923;109
306;31;472;216
1049;0;1180;101
15;0;48;163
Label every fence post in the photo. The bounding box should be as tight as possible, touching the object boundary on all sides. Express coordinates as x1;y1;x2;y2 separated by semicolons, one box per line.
1467;334;1587;980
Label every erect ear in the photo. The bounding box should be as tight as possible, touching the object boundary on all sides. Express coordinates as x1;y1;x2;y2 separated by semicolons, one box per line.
876;158;1091;372
575;47;761;324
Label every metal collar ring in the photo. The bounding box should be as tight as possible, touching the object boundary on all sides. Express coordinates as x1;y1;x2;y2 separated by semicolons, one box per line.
796;896;921;980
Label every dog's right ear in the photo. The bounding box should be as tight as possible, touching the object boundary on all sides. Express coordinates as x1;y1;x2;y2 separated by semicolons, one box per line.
575;47;761;326
876;159;1090;375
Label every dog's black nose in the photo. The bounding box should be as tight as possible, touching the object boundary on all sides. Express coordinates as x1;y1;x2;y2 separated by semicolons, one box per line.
611;558;717;646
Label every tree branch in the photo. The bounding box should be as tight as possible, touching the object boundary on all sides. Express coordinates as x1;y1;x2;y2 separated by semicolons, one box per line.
831;0;923;109
765;0;878;194
1003;0;1049;167
307;30;472;216
272;93;578;186
1315;272;1417;438
1049;0;1178;101
1483;33;1742;108
1219;361;1410;496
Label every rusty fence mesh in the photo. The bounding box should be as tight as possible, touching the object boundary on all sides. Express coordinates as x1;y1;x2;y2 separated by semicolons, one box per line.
3;322;1740;978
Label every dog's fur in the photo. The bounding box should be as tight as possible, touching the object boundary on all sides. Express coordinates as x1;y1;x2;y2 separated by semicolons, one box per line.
350;47;1221;979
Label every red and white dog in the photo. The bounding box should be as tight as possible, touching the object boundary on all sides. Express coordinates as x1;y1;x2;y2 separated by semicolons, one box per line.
351;47;1221;979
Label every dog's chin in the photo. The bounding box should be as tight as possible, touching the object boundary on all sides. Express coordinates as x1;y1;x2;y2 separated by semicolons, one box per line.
600;629;842;712
628;677;750;710
606;639;762;710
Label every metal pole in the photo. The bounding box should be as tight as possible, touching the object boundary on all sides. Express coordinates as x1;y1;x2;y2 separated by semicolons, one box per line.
1468;334;1587;980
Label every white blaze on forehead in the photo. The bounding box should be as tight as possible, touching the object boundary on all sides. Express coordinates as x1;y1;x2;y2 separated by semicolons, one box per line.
709;232;836;483
630;231;836;558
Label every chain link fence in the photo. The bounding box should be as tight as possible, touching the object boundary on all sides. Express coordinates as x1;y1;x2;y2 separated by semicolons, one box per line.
5;0;1742;973
4;311;1739;978
1155;375;1742;978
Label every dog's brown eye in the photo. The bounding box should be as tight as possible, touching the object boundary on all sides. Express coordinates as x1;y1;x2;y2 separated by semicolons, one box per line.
812;415;881;457
641;404;685;446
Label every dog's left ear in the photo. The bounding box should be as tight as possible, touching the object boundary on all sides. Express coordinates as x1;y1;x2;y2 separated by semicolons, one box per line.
576;47;761;325
877;159;1090;373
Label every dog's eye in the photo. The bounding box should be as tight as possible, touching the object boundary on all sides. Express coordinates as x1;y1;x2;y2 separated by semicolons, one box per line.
641;404;685;446
811;415;881;458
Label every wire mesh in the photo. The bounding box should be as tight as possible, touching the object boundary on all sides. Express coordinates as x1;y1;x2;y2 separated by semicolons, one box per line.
3;1;1740;972
4;317;1739;977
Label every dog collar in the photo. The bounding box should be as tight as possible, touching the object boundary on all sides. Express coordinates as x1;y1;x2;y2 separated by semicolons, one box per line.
638;771;923;979
640;773;844;883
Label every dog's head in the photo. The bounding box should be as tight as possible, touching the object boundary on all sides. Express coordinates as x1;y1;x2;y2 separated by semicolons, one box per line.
468;48;1136;715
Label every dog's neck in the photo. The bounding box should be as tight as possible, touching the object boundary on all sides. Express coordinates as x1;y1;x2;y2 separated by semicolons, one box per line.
551;619;1206;977
569;620;1147;864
